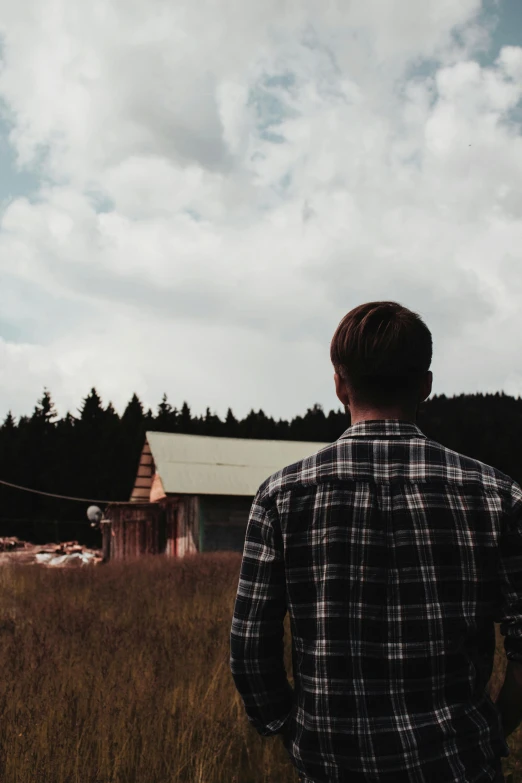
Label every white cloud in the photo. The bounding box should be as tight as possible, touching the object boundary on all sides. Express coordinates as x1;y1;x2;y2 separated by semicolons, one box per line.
0;0;522;420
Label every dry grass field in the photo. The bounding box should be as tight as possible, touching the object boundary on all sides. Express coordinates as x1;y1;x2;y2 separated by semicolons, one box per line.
0;553;519;783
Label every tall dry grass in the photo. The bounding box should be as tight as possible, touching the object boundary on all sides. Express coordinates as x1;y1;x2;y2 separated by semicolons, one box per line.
0;553;518;782
0;554;297;783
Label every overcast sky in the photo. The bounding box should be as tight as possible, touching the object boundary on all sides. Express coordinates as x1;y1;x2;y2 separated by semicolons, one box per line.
1;0;522;422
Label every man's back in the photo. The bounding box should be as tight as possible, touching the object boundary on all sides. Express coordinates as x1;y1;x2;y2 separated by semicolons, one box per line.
231;419;522;782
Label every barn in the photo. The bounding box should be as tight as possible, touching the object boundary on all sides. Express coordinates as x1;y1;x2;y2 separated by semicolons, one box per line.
103;431;329;560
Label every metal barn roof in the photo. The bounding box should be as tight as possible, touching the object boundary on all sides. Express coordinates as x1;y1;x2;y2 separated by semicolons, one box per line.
146;431;330;497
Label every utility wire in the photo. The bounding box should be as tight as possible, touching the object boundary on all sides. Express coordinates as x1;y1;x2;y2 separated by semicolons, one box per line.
0;478;129;505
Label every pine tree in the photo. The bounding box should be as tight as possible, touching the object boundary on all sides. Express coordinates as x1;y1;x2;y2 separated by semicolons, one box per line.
179;402;192;433
100;402;123;502
275;417;290;440
157;393;171;417
301;403;327;441
104;402;120;424
1;411;16;431
225;408;239;437
116;394;147;501
58;411;76;430
122;393;144;427
326;407;348;441
240;409;271;439
0;411;18;483
204;406;222;436
22;389;60;519
31;388;57;426
156;393;178;432
79;388;104;425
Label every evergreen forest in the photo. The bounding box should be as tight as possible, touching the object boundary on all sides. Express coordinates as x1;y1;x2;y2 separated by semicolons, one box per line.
1;388;521;544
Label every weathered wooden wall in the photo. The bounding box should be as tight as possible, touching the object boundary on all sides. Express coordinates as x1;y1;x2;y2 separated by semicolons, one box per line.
161;496;199;557
164;501;177;558
198;495;253;553
105;494;251;560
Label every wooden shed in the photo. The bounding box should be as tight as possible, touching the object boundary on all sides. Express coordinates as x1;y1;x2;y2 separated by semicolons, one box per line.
104;502;165;560
104;431;328;560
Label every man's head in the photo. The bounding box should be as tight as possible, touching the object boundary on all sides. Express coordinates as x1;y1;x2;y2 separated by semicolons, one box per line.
330;301;433;420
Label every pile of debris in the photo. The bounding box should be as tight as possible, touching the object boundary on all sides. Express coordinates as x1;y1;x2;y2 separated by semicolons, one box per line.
0;538;103;567
0;537;25;552
35;540;103;567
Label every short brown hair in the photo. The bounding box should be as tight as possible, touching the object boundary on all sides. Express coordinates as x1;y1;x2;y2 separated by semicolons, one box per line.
330;301;432;406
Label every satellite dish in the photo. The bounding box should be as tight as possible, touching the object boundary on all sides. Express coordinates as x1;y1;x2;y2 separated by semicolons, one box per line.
87;505;103;525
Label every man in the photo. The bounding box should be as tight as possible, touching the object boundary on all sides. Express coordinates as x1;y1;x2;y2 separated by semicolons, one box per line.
230;301;522;783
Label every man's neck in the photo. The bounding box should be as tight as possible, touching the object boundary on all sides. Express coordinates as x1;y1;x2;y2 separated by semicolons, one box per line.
348;407;417;425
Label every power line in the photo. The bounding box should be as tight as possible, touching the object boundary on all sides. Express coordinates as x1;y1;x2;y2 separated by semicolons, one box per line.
0;478;129;505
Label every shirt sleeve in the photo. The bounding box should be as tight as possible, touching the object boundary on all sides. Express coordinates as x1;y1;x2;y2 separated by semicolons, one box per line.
230;488;294;736
495;481;522;661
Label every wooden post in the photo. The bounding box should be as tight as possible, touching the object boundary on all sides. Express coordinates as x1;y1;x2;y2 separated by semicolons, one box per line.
100;519;112;563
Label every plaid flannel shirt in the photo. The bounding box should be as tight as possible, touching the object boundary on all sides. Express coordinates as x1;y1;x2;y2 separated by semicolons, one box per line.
230;420;522;783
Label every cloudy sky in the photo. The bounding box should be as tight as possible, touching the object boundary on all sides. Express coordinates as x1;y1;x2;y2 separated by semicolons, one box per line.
0;0;522;422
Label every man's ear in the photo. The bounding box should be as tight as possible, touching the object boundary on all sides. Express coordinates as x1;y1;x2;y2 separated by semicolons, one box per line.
334;372;350;408
420;371;433;402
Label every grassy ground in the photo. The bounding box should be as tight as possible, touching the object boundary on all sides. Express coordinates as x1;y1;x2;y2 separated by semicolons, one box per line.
484;624;521;783
0;553;518;782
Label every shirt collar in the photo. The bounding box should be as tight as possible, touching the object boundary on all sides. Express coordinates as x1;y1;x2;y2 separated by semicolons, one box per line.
339;419;427;440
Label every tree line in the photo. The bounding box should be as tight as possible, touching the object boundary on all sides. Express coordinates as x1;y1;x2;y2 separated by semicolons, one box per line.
1;387;522;543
